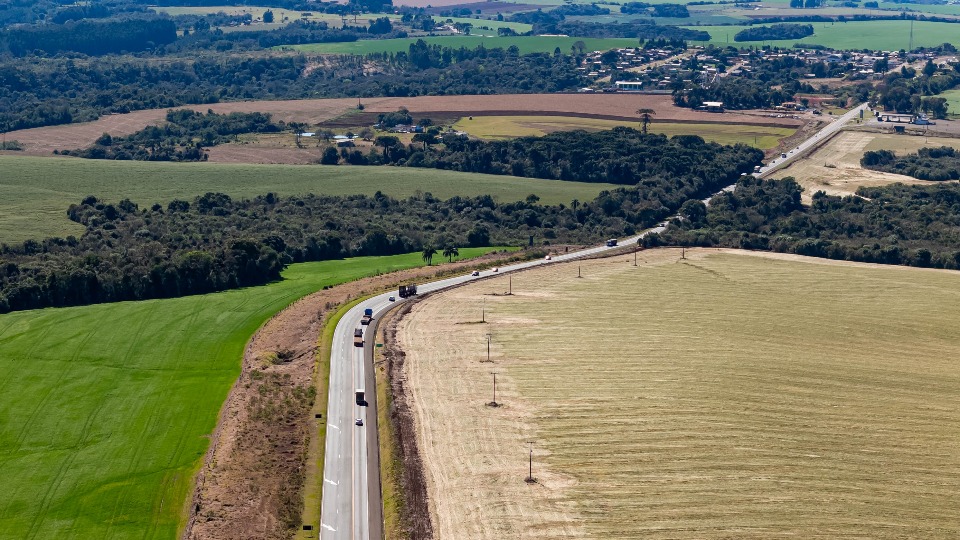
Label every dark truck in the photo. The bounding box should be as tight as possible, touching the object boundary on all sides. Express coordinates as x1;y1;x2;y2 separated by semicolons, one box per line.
353;328;363;347
361;307;373;325
398;284;417;298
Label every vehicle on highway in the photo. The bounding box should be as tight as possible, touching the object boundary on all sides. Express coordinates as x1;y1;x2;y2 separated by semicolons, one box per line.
781;152;787;159
606;239;618;247
492;267;499;272
355;418;363;426
471;271;480;276
399;284;417;298
353;328;363;347
388;295;395;301
545;255;552;260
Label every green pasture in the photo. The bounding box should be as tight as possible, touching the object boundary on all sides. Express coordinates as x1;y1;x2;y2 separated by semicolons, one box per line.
283;35;639;55
0;248;500;539
936;89;960;118
683;20;960;50
0;156;616;244
437;17;532;37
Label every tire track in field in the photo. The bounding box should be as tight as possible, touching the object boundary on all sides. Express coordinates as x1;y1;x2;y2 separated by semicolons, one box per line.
23;398;109;540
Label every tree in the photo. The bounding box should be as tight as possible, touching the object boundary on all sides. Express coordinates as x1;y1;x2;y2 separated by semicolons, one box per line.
923;59;937;78
358;127;374;141
636;108;656;134
374;135;401;157
571;40;586;55
320;146;340;165
422;245;437;265
290;122;307;148
263;10;275;23
442;245;460;262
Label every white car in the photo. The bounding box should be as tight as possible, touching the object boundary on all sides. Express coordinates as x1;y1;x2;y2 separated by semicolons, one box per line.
492;267;499;272
545;255;552;261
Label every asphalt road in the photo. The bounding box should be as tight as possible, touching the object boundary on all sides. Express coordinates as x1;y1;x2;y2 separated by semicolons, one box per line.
319;102;871;539
758;103;869;178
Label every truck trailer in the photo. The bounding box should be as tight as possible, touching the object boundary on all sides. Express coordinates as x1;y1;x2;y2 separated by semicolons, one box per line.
353;328;363;347
399;284;417;298
355;389;365;405
361;307;373;325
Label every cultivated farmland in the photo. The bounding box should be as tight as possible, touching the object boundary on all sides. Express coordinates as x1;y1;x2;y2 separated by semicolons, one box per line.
0;249;498;539
0;155;615;243
397;248;960;539
773;130;960;201
454;115;797;148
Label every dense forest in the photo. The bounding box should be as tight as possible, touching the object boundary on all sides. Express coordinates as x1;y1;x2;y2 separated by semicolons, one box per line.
0;16;176;56
0;181;692;312
0;44;584;132
734;23;813;42
645;176;960;269
861;146;960;180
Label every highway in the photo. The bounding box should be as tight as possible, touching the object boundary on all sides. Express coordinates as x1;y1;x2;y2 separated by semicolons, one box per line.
318;102;870;539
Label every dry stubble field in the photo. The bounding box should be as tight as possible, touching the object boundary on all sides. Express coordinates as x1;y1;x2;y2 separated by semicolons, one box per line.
777;130;960;201
397;248;960;539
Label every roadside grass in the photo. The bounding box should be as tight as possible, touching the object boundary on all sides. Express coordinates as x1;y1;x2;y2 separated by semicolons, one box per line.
0;155;616;243
373;311;404;540
400;249;960;538
283;36;640;55
682;20;960;50
453;115;796;148
0;248;499;540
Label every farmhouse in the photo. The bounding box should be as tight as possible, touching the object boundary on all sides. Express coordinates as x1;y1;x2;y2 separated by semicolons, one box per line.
699;101;725;112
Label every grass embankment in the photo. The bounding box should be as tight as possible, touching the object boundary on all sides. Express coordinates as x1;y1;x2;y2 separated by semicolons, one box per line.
0;155;615;243
374;310;404;539
0;249;498;540
683;19;960;50
399;249;960;539
453;115;796;148
285;36;640;55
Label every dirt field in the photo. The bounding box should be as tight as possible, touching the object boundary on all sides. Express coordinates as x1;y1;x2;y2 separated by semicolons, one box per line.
396;248;960;539
775;129;960;201
4;94;802;159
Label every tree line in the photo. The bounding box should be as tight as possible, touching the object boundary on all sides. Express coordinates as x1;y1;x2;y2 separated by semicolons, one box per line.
61;110;282;161
0;44;586;132
645;176;960;270
734;23;813;42
0;16;176;56
861;146;960;181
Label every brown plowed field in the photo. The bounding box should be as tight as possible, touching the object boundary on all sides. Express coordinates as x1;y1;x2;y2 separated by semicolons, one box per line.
6;94;803;158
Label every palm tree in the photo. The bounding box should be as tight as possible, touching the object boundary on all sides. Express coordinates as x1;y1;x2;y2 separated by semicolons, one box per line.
443;245;459;262
636;108;656;135
422;246;437;266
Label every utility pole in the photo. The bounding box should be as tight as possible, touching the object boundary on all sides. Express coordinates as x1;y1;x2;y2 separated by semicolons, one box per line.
508;275;513;295
634;249;638;266
483;333;492;363
578;265;582;278
681;247;686;260
487;371;499;407
525;442;535;483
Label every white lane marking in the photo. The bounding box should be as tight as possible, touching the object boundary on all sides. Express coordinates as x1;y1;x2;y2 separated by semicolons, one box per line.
328;423;339;431
322;523;336;532
324;478;338;486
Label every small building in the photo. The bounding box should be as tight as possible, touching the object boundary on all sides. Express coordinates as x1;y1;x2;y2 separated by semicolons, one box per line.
700;101;725;113
615;81;644;91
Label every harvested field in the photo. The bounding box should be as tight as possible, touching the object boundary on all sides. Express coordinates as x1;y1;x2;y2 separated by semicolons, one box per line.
775;130;960;202
453;115;797;148
1;94;802;156
397;248;960;539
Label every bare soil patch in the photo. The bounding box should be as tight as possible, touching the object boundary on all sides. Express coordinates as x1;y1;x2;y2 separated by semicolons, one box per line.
182;249;538;540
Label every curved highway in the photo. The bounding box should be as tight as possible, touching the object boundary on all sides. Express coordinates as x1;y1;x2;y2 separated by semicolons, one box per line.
319;102;869;539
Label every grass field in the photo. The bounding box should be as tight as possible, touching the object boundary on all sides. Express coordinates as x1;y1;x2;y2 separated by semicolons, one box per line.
285;35;640;55
399;249;960;538
683;20;960;50
936;88;960;118
0;156;616;243
0;249;498;539
453;115;796;148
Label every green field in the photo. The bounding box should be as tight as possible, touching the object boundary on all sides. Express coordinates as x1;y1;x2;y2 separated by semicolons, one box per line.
936;88;960;118
683;20;960;50
0;249;498;539
285;35;640;55
453;115;796;148
0;156;616;244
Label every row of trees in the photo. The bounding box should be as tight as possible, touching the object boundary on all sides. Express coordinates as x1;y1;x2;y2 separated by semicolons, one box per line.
861;146;960;181
62;110;282;161
734;23;814;42
646;176;960;270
